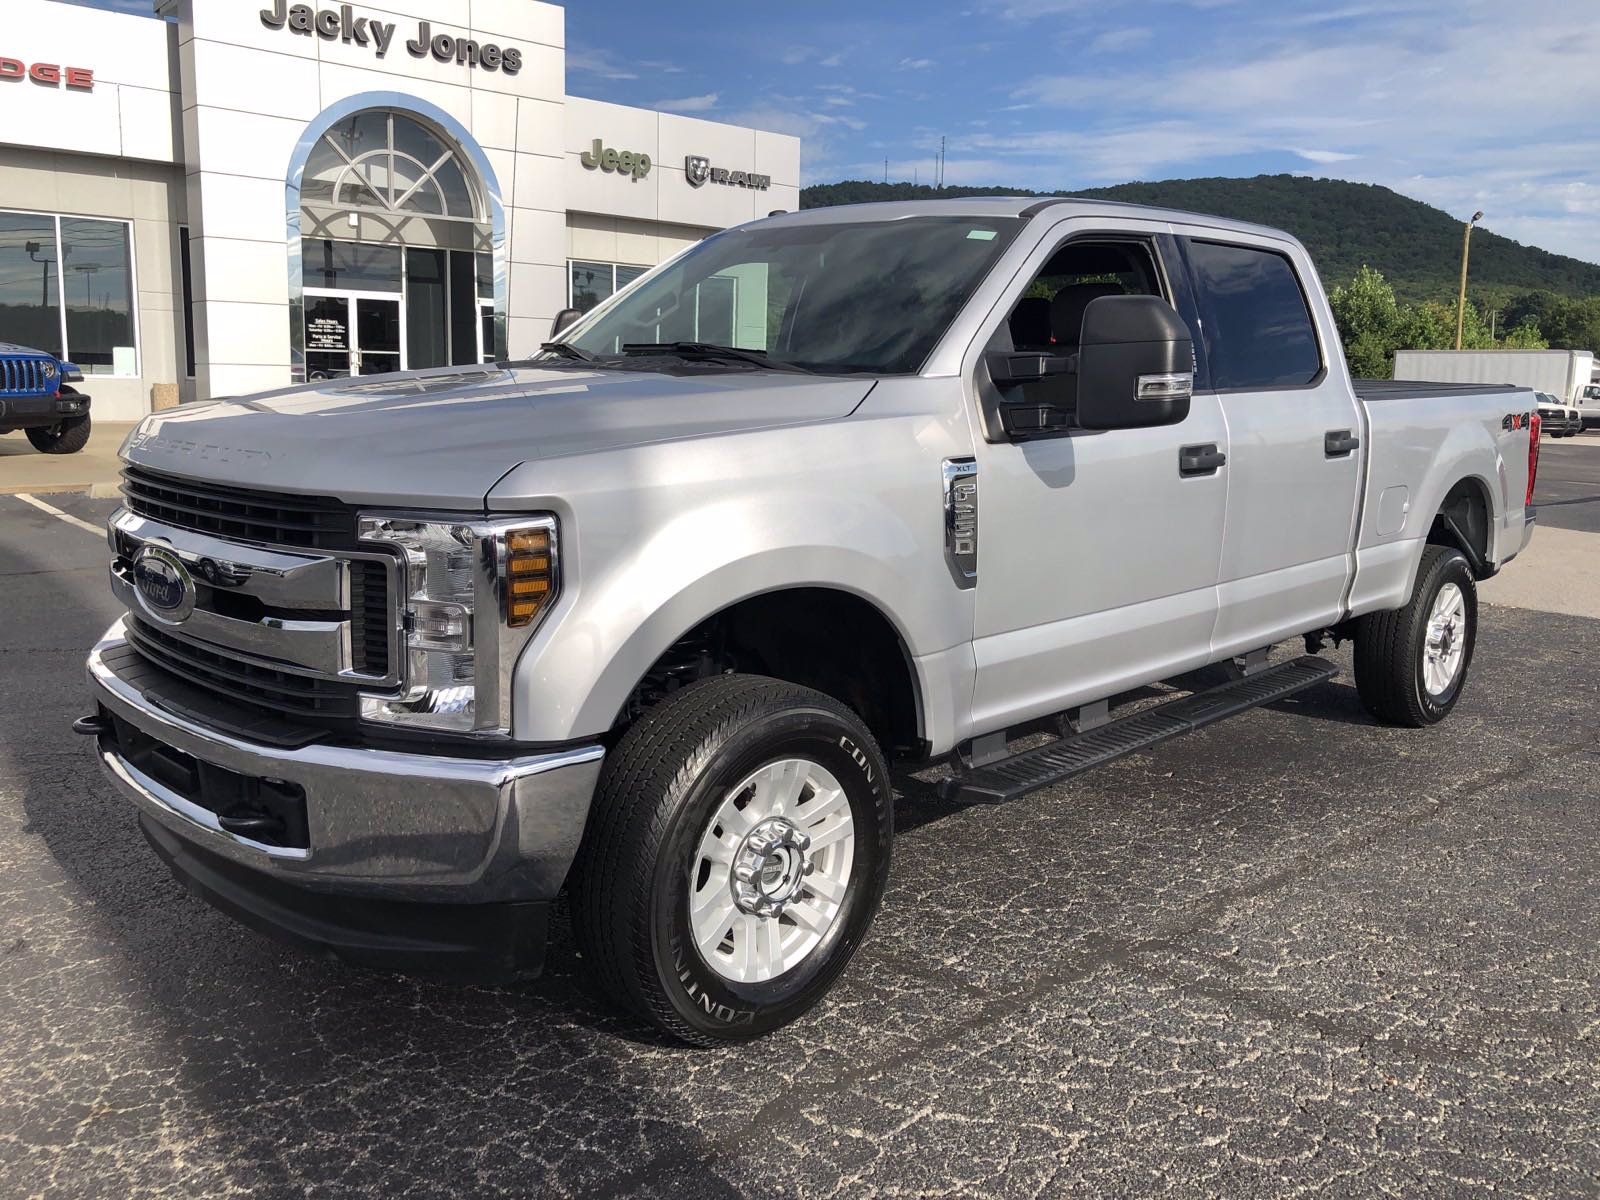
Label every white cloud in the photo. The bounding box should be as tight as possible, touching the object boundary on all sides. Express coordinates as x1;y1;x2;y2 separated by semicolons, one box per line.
655;93;719;114
565;46;639;81
898;57;935;69
1089;27;1152;53
1296;149;1360;164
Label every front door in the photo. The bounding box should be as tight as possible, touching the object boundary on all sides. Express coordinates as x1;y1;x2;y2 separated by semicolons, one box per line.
304;291;403;379
967;226;1230;735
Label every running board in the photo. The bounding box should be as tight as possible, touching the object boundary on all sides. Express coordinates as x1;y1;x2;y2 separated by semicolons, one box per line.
944;656;1338;805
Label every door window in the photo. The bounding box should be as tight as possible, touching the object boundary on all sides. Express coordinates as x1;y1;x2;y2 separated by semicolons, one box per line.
1183;240;1321;390
355;297;401;375
994;238;1167;413
305;295;351;379
1002;239;1165;353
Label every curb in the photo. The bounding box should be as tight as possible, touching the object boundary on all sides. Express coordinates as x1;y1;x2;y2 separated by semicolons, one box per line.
88;483;122;499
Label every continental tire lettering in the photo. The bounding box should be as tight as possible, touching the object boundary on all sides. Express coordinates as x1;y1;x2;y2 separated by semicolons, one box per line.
669;935;755;1025
837;735;875;786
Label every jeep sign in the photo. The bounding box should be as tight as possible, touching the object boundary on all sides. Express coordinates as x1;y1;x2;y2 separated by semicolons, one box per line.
580;140;652;182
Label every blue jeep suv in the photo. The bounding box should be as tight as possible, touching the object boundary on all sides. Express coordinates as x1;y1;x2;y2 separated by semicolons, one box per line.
0;342;92;454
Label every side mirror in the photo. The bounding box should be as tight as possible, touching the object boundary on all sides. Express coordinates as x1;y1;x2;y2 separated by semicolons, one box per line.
551;308;583;337
1075;295;1194;430
984;350;1074;387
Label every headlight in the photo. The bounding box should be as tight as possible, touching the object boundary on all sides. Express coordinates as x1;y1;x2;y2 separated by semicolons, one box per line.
357;514;559;734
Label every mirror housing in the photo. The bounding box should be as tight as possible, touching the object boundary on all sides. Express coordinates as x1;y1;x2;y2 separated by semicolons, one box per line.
1075;295;1194;430
985;350;1074;387
551;308;583;337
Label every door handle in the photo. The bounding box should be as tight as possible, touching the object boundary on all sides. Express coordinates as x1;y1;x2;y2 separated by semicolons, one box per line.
1324;429;1360;457
1179;443;1227;476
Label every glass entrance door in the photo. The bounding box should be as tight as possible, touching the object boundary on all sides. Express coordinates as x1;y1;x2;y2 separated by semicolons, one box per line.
304;290;404;379
354;297;400;374
305;294;351;380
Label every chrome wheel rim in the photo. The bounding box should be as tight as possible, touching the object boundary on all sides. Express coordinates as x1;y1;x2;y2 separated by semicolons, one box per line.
689;758;855;985
1423;581;1467;696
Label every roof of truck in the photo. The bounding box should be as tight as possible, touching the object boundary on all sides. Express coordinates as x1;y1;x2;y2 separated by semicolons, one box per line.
759;197;1294;242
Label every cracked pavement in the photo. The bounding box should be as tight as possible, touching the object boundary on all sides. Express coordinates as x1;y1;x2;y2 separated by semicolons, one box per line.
3;456;1599;1198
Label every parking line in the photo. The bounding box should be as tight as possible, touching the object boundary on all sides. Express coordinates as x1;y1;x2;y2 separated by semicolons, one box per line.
12;493;105;537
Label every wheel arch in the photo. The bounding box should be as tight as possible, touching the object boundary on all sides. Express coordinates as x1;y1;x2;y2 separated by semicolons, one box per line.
1427;474;1496;578
513;546;934;755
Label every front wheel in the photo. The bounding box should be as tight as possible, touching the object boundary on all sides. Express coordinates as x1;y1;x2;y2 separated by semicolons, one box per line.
26;412;91;454
569;675;893;1045
1353;544;1477;726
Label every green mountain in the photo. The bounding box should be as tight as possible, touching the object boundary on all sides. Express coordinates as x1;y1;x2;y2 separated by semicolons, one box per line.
799;175;1600;305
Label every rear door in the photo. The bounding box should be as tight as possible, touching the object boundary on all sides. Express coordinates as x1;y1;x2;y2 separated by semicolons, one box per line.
1175;231;1364;656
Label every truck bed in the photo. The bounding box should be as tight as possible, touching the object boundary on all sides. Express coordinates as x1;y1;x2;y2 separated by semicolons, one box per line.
1355;380;1526;403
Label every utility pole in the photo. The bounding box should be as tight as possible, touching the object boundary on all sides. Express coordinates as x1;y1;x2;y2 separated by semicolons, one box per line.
1455;210;1483;350
938;136;945;189
884;157;888;184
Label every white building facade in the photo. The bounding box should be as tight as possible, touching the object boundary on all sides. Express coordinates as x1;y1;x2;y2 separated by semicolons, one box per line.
0;0;801;419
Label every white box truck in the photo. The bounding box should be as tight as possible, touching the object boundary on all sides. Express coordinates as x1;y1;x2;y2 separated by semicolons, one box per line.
1393;349;1595;409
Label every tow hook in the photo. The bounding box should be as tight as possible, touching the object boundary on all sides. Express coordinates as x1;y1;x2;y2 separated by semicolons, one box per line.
72;713;108;737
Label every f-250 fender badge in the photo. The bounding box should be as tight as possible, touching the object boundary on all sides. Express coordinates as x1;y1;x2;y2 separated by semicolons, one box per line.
942;458;978;589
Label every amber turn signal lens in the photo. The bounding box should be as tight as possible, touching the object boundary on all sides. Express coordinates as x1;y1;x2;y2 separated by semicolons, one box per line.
503;526;555;627
508;530;549;554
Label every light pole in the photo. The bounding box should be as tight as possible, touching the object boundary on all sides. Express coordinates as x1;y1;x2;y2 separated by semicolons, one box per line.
1455;210;1483;351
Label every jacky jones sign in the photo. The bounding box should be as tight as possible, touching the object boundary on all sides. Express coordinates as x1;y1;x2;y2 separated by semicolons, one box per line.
260;2;524;73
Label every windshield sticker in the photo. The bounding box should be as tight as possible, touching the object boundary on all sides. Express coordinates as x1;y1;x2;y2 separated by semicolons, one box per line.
966;229;998;241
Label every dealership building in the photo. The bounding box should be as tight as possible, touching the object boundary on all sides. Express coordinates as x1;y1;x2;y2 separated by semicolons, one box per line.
0;0;801;420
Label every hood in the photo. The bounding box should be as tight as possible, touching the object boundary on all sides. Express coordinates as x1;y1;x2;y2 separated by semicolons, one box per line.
121;364;874;509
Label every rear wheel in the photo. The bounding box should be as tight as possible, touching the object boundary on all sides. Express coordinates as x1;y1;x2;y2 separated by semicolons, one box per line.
26;412;91;454
1353;545;1477;727
570;675;893;1045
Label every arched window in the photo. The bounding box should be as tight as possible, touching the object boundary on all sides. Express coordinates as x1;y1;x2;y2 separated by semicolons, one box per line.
300;111;482;223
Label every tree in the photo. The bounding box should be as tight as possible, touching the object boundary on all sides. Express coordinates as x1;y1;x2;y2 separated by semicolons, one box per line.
1327;265;1547;376
1328;266;1402;377
1500;319;1548;350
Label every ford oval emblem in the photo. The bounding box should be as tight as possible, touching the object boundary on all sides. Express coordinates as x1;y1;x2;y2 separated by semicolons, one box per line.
132;544;196;624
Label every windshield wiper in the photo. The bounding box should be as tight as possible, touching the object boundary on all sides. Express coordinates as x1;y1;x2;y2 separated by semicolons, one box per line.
621;342;813;374
538;341;596;362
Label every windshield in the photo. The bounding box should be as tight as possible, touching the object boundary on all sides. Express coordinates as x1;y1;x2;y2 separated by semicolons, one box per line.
563;215;1024;375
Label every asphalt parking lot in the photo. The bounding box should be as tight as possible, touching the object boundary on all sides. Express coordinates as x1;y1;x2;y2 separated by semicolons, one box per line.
3;446;1599;1199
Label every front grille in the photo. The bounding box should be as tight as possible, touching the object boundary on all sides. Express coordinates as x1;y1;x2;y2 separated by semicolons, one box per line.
122;466;359;551
349;559;391;677
125;618;365;723
1;355;50;395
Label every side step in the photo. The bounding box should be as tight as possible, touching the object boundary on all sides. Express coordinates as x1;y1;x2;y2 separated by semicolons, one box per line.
944;656;1338;805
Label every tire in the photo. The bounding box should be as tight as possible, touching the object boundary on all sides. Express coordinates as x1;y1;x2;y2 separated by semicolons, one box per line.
1353;544;1477;727
26;412;91;454
569;675;893;1045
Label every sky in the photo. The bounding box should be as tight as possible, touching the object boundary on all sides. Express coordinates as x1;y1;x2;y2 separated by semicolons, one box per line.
66;0;1600;265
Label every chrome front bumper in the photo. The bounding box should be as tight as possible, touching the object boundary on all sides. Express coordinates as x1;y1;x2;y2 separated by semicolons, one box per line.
86;620;604;906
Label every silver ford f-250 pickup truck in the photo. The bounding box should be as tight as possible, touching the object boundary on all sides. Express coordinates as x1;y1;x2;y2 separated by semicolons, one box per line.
82;198;1539;1044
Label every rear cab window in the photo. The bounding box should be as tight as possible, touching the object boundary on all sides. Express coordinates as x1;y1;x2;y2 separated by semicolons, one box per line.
1182;239;1322;390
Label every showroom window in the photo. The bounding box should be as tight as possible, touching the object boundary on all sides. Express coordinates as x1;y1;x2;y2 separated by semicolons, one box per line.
0;209;138;375
569;260;648;313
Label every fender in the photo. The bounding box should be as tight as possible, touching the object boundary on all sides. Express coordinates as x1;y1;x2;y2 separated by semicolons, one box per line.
501;426;972;746
1350;400;1512;617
